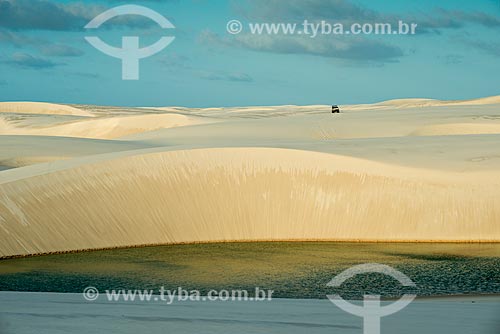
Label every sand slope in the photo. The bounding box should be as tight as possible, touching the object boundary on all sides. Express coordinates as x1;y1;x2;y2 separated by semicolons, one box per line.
2;292;499;334
0;113;209;139
411;123;500;136
1;148;499;257
344;95;500;111
0;135;153;168
0;96;500;257
0;102;92;117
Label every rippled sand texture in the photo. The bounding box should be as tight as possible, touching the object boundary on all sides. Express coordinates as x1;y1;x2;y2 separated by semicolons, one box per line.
1;97;500;256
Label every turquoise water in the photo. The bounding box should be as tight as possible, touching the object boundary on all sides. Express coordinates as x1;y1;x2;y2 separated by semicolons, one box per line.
1;242;499;299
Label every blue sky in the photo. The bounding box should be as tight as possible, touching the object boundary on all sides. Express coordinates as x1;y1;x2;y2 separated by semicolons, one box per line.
0;0;499;107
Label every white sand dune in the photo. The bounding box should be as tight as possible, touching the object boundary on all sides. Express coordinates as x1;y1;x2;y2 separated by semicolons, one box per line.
376;96;500;108
411;123;500;136
123;103;500;143
0;135;152;168
1;95;500;257
149;96;500;116
343;95;500;111
299;134;500;172
0;102;92;117
1;148;499;257
0;113;209;139
455;95;500;105
145;105;329;119
2;292;499;334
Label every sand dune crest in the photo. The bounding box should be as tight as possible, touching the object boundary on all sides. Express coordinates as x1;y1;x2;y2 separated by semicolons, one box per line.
0;102;92;117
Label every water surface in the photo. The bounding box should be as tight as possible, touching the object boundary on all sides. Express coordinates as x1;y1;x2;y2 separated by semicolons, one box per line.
1;242;499;299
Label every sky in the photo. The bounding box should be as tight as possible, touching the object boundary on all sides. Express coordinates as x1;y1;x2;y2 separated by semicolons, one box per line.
0;0;499;107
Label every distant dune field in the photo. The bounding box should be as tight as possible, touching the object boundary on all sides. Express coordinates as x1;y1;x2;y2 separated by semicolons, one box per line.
0;102;93;117
1;96;500;257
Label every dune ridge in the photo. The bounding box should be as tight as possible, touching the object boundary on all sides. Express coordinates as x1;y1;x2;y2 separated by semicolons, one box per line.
0;113;208;139
0;135;152;168
0;102;92;117
343;95;500;111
